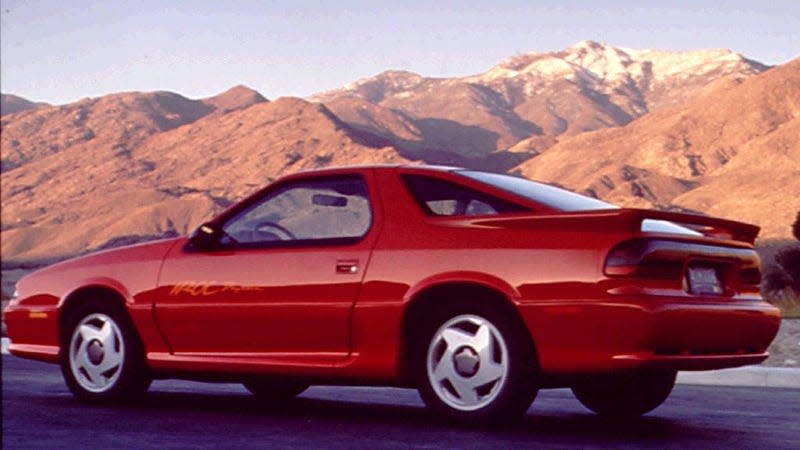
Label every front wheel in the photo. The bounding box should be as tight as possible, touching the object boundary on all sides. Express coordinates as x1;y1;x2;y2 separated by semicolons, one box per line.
60;303;151;403
413;304;538;423
571;370;676;417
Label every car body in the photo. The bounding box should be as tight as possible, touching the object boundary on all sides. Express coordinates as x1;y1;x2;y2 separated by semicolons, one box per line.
5;165;781;421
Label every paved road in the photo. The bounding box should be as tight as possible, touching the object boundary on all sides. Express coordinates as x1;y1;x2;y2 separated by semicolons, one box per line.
3;355;800;449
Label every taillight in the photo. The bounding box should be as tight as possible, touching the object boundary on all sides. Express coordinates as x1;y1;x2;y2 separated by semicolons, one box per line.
604;240;684;279
604;240;648;276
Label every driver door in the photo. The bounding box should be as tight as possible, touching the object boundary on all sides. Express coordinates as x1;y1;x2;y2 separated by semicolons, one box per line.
154;173;378;360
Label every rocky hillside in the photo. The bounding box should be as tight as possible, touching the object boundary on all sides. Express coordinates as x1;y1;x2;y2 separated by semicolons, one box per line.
313;41;767;166
515;57;800;239
1;91;408;264
1;42;797;266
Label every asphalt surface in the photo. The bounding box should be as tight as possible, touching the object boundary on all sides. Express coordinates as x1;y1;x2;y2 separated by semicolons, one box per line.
3;355;800;449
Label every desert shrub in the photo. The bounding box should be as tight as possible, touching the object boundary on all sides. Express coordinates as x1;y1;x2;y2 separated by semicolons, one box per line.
774;247;800;292
760;210;800;317
763;267;794;294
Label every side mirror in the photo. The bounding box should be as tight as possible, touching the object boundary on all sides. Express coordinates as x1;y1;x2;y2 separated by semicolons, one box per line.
188;222;223;251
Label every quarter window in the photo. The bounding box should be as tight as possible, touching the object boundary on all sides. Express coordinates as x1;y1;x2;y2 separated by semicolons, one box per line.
222;177;371;245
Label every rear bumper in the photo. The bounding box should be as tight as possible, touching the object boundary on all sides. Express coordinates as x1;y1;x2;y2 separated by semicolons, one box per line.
521;296;782;375
607;351;768;371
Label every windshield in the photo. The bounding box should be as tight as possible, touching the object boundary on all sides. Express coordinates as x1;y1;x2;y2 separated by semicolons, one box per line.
457;170;617;212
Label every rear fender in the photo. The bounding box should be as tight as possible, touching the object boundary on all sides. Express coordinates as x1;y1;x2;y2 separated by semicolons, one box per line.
404;271;520;304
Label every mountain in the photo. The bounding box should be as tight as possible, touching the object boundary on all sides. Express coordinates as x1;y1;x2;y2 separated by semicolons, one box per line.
1;90;214;173
1;94;49;115
515;57;800;239
313;41;767;168
201;84;269;115
1;92;408;264
1;44;796;266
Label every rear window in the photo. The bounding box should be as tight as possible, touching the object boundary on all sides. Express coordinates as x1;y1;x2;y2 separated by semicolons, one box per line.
402;175;527;217
457;170;616;212
457;170;700;236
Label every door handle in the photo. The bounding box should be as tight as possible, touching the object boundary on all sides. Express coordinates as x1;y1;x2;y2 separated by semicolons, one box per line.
336;260;359;274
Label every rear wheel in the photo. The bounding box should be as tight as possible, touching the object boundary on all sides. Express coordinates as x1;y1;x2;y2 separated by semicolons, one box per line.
571;370;676;417
60;302;151;402
413;302;538;423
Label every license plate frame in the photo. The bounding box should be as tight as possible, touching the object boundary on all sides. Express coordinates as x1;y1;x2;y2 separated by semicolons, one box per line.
686;266;724;296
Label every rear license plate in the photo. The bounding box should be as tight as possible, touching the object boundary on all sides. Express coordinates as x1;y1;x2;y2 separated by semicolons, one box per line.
687;266;723;295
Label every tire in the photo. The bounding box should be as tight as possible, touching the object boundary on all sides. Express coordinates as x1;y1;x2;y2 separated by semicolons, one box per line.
60;301;151;403
412;301;538;423
571;370;676;417
243;378;309;403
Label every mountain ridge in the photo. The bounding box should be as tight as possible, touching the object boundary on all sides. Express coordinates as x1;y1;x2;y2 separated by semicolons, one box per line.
0;94;49;116
313;41;769;162
1;43;796;266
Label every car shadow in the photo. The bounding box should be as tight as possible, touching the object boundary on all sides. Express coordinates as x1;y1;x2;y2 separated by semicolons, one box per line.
43;386;734;446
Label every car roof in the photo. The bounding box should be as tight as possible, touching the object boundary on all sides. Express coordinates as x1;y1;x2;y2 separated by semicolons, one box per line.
292;164;464;176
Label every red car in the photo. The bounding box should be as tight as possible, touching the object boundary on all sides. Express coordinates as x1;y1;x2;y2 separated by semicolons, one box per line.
5;165;780;422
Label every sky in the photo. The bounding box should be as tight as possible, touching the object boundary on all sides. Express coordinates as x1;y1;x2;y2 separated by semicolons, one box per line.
1;0;798;105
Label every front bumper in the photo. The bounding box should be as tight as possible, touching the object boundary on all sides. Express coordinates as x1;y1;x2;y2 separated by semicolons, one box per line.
4;303;61;363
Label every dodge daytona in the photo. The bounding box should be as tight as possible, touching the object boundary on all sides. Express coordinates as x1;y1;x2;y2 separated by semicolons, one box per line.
5;165;781;422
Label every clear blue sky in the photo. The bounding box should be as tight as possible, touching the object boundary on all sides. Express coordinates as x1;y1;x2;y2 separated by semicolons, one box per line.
1;0;798;105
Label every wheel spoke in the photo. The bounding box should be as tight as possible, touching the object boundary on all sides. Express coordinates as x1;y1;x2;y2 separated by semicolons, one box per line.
97;343;122;374
74;349;89;372
74;337;92;367
472;358;504;387
83;362;106;387
432;348;456;381
98;319;115;344
465;323;493;355
78;323;102;342
450;376;479;405
441;327;474;348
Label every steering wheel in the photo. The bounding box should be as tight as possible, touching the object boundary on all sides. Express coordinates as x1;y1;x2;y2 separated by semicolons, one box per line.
254;221;296;241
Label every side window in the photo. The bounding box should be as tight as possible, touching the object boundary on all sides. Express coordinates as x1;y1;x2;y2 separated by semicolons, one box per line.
401;175;526;217
222;176;371;245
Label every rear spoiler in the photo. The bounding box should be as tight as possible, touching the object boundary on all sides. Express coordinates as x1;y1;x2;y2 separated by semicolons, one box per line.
617;208;760;244
467;208;760;245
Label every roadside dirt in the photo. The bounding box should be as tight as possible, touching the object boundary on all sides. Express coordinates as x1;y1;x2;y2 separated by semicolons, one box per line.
763;319;800;367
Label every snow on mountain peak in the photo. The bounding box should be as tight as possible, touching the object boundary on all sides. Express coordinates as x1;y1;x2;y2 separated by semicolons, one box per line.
564;40;636;80
480;41;639;85
626;47;752;80
313;42;767;113
312;70;425;103
475;42;762;87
